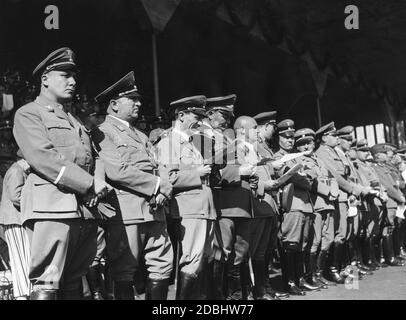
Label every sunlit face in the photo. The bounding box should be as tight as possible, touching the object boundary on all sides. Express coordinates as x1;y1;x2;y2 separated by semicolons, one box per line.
322;134;338;147
296;140;314;153
391;154;402;166
374;152;387;162
261;122;276;141
357;150;369;161
179;111;202;132
279;133;295;151
339;138;351;152
42;70;77;101
208;109;232;130
111;97;141;122
348;148;357;160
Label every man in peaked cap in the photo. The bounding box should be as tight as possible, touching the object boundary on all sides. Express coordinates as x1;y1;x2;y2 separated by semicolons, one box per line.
202;94;257;300
230;115;284;300
336;126;376;277
273;120;317;295
353;139;389;270
294;128;338;289
157;95;219;300
252;110;289;299
347;140;376;276
379;143;406;264
206;94;235;132
316;124;372;284
370;144;405;266
13;47;109;300
92;72;174;300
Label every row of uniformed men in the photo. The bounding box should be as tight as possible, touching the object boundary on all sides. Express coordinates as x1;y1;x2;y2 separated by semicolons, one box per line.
2;47;406;300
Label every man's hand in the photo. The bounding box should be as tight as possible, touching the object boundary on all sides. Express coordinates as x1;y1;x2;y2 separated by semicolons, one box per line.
159;178;173;199
239;164;255;177
361;186;373;197
348;194;357;203
197;164;212;177
93;177;108;199
271;162;283;171
264;179;279;191
249;173;259;190
155;193;168;207
83;193;99;208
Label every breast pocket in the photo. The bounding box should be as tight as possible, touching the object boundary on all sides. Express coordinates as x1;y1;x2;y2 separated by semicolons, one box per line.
45;121;76;147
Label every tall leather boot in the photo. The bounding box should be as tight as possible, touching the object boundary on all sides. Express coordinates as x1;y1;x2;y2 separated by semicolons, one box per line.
297;251;320;291
364;237;376;270
145;278;169;300
309;252;327;289
176;272;199;300
368;236;380;268
357;237;374;273
277;240;288;286
114;281;135;300
226;264;243;300
240;262;253;300
252;260;275;300
393;220;401;258
87;265;106;300
264;257;288;299
327;243;345;284
316;250;336;286
30;289;58;300
212;261;225;300
285;249;305;296
383;235;404;266
199;259;214;300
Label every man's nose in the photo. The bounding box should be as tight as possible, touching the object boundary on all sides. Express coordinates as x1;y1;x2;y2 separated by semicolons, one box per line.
69;77;76;86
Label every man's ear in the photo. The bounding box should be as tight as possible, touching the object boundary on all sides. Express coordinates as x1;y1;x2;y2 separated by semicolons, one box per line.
110;100;119;112
178;111;185;122
41;73;49;88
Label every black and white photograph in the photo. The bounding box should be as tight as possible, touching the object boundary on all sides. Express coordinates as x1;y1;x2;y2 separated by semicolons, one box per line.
1;0;406;305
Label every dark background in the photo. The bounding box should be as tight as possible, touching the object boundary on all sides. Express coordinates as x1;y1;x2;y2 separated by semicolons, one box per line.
0;0;403;131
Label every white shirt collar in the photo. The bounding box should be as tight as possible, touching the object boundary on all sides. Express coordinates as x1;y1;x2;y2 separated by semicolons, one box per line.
108;115;130;128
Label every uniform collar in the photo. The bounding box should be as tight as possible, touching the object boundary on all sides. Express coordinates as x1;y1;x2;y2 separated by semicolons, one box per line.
35;94;64;112
172;127;192;144
107;115;130;128
34;94;73;122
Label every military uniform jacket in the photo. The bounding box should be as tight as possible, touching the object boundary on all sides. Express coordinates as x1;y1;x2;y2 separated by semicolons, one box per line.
231;138;275;219
302;154;338;212
13;95;95;222
209;128;252;219
255;137;279;217
274;148;313;213
353;159;385;208
157;128;216;220
315;144;363;202
387;163;405;192
92;115;163;224
372;163;403;208
0;161;28;226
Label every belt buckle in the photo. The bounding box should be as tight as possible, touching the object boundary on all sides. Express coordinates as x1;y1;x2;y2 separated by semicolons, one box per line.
152;168;159;176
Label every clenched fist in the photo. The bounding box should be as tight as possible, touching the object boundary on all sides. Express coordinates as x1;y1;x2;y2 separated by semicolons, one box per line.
159;178;173;200
197;164;212;177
